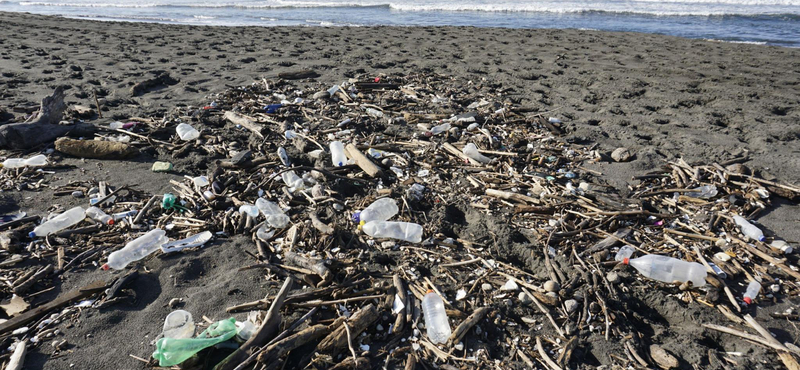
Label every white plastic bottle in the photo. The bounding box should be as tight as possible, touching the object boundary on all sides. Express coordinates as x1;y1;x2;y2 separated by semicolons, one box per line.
176;123;200;141
105;229;169;270
770;240;793;254
463;143;491;164
430;122;451;135
615;246;707;287
112;209;138;221
239;204;259;219
29;206;86;238
422;290;451;344
2;154;48;169
362;221;423;243
358;198;398;224
86;206;114;225
743;281;761;304
732;215;765;242
256;198;290;228
162;310;195;339
330;141;347;167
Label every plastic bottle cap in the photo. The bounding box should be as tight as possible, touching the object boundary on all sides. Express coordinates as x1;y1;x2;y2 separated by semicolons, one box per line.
758;236;766;242
623;258;629;265
101;263;110;271
107;220;115;225
743;297;752;304
28;231;36;238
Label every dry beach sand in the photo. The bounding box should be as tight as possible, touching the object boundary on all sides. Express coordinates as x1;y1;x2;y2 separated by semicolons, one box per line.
1;11;799;370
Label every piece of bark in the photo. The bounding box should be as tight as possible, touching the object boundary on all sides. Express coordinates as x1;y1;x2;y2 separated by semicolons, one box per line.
649;344;678;369
345;144;383;177
278;70;319;80
0;280;107;335
224;111;265;138
582;228;632;256
284;251;332;287
55;137;139;159
6;340;26;370
448;307;490;346
0;88;96;149
329;357;369;370
310;213;334;234
485;188;539;205
354;82;399;91
317;304;379;356
404;353;416;370
393;274;407;334
257;324;330;363
13;264;53;295
214;277;293;370
130;72;178;96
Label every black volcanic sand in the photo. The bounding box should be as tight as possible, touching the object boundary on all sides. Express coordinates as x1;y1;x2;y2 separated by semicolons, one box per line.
0;11;799;370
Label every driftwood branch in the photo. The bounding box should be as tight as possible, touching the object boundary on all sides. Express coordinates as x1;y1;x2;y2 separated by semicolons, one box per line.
317;303;379;356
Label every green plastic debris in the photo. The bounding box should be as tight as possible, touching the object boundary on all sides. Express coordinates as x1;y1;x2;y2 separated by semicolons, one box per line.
152;317;238;367
152;161;173;172
162;193;177;209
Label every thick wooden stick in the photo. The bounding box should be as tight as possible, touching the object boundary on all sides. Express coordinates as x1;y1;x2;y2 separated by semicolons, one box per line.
448;307;490;346
0;280;107;335
536;337;564;370
224;111;265;139
257;324;330;363
317;303;379;356
345;144;383;177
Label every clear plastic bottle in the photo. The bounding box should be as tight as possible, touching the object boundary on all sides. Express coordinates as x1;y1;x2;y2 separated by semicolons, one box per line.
2;154;48;169
357;198;398;224
362;221;423;243
105;229;169;270
687;185;718;199
330;141;347;167
422;290;451;344
176;123;200;141
86;206;114;225
112;209;138;221
163;310;195;339
615;246;706;287
192;176;209;188
430;122;451;135
239;204;259;219
29;206;86;238
770;240;793;254
463;143;491;164
255;198;290;228
277;147;290;166
743;281;761;304
732;215;765;242
281;170;305;190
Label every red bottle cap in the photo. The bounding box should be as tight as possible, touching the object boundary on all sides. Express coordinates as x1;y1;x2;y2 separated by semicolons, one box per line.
623;258;629;265
101;263;110;271
107;219;115;225
744;297;752;304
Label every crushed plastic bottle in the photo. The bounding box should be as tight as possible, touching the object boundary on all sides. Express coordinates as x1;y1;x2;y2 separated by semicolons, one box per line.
112;209;138;222
238;204;259;219
362;221;423;243
104;229;169;270
430;122;451;135
255;198;290;228
152;317;238;367
422;290;451;344
175;123;200;141
462;143;491;164
277;147;290;166
2;154;48;169
687;185;718;199
162;310;195;339
86;206;114;225
732;215;765;242
29;206;86;238
281;170;305;191
161;231;213;253
356;198;398;224
330;141;347;167
743;280;761;304
615;246;706;287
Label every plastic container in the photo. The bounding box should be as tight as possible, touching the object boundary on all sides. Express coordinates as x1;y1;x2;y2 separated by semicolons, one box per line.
176;123;200;141
163;310;195;339
330;141;347;167
2;154;48;169
743;281;761;304
112;209;138;221
356;198;398;224
152;317;238;367
463;143;491;164
430;122;451;135
687;185;718;199
29;206;86;238
86;206;114;225
615;246;706;287
281;170;305;190
362;221;423;243
422;290;451;344
105;229;169;270
161;231;213;253
771;240;793;254
192;176;209;188
732;215;765;242
238;204;259;219
255;198;290;228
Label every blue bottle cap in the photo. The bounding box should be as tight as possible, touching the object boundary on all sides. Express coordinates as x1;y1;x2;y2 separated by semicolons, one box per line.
352;211;361;223
28;231;36;238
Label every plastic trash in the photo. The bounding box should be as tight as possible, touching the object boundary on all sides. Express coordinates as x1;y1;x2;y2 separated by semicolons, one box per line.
687;185;718;199
281;170;305;191
104;229;169;270
615;246;706;287
362;221;423;243
176;123;200;141
235;320;257;341
112;209;138;222
771;240;793;254
265;104;282;114
277;147;290;166
330;141;347;167
255;198;290;228
192;176;209;188
2;154;47;169
256;224;275;242
366;108;384;118
152;161;173;172
356;198;398;224
152;317;238;367
422;290;451;344
463;143;491;164
162;193;177;209
743;280;761;304
430;122;451;135
163;310;195;339
238;204;259;219
29;206;85;238
732;215;765;242
161;231;213;253
86;206;114;225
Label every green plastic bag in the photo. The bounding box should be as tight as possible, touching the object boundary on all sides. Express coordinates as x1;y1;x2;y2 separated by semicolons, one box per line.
152;317;238;367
